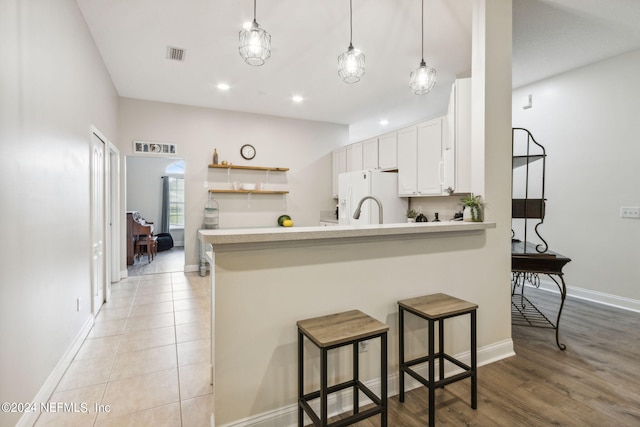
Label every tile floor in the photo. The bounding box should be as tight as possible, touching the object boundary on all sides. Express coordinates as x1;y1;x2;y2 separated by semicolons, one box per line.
34;272;213;427
127;247;185;277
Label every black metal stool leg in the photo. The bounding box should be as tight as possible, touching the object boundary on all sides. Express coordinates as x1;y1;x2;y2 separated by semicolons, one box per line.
428;319;435;427
471;310;477;409
398;307;405;403
321;347;328;427
353;341;359;415
298;330;304;427
438;318;444;387
381;332;388;427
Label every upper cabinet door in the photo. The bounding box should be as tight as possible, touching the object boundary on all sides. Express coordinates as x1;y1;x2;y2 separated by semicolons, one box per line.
332;147;347;198
397;126;418;195
378;132;398;171
346;142;363;172
362;138;379;170
416;117;444;195
444;78;472;194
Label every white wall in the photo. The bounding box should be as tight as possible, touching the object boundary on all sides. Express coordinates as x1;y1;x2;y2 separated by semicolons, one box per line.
117;98;349;270
126;156;185;245
0;0;118;425
512;48;640;303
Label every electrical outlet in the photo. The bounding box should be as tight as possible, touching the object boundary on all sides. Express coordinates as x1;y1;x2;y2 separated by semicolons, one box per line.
203;181;209;189
620;207;640;219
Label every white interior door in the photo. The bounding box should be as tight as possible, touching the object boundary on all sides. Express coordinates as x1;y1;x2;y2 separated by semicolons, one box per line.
91;132;106;315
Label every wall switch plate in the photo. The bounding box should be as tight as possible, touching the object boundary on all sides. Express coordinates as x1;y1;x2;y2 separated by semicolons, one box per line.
620;207;640;218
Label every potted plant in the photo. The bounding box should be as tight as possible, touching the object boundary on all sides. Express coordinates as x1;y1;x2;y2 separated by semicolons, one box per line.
461;193;483;222
406;208;418;223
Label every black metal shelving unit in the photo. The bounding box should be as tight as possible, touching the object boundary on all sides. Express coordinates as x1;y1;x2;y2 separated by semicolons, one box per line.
510;128;571;350
512;127;547;253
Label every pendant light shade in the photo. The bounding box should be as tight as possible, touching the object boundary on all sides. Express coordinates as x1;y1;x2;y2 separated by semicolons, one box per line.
338;0;365;84
410;0;436;95
409;60;436;95
239;0;271;66
338;44;365;84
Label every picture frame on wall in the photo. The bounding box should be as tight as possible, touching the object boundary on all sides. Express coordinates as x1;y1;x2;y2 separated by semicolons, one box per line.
133;140;177;155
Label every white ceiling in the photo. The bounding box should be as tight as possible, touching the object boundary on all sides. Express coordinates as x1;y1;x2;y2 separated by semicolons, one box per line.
76;0;640;130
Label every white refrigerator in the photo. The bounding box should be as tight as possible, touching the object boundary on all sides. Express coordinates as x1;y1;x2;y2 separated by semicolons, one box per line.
338;170;408;225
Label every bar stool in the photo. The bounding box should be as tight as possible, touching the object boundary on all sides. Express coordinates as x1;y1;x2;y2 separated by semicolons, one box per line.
297;309;388;427
135;235;157;263
398;293;478;426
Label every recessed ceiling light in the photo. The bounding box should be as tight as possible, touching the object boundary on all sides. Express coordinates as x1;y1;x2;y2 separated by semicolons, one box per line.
217;83;230;91
292;95;304;103
379;119;389;126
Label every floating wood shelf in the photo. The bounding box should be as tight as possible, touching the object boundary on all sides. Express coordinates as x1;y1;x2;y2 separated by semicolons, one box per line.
208;164;289;172
208;189;289;195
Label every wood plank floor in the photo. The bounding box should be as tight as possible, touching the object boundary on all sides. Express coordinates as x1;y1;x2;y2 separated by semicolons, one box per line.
320;288;640;426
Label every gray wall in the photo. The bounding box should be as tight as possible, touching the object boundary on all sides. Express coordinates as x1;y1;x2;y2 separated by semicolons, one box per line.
0;0;119;425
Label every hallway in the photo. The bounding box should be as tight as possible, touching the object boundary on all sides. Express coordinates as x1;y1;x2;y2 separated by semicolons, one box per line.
34;272;213;426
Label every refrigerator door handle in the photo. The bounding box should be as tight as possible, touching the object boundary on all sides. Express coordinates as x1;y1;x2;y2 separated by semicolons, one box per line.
347;184;352;222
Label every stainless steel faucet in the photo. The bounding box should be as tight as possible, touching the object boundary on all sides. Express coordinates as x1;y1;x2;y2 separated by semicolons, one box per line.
353;196;384;224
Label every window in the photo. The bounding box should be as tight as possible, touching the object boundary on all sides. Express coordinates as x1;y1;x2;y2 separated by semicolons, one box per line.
165;160;185;228
168;177;184;227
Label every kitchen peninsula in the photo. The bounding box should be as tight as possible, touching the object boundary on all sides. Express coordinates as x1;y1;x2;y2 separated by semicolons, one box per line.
199;221;513;426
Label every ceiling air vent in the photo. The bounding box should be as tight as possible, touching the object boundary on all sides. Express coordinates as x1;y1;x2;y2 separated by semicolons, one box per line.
166;46;186;62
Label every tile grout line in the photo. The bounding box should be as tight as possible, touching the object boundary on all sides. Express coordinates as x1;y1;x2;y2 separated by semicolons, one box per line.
172;274;185;427
95;276;140;426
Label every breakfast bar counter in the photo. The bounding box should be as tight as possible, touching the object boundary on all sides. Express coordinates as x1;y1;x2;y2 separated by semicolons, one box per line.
199;221;496;250
198;221;511;426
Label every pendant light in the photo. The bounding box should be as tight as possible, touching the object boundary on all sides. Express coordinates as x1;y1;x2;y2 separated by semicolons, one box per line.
239;0;271;66
338;0;365;84
409;0;436;95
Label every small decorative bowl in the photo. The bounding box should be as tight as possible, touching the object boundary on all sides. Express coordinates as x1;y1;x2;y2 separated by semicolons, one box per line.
241;183;257;191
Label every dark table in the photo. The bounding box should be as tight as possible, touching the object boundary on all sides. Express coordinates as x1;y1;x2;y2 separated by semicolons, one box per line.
511;241;572;350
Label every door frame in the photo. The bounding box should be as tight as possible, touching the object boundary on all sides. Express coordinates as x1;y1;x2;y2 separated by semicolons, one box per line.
106;140;121;300
90;126;119;311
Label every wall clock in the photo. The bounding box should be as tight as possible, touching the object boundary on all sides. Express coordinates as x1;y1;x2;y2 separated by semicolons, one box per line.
240;144;256;160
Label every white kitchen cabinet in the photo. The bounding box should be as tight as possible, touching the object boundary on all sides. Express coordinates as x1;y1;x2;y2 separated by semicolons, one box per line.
444;78;472;193
362;138;379;170
397;126;418;195
332;147;347;198
378;132;397;170
397;117;444;196
346;142;363;172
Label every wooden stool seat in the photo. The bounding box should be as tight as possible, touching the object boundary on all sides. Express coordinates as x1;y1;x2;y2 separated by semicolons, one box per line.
297;310;389;427
398;293;478;426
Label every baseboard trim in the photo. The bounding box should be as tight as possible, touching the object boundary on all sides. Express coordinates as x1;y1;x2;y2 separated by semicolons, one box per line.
534;278;640;313
184;264;200;273
218;339;514;427
16;315;94;427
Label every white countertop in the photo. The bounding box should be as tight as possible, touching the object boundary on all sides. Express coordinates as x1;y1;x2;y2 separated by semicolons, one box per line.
199;221;496;251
